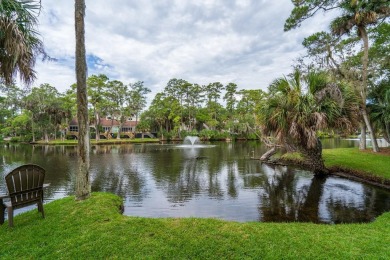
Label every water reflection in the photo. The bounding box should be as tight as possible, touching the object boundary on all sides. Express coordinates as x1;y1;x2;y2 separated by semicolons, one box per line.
321;138;390;149
0;141;389;223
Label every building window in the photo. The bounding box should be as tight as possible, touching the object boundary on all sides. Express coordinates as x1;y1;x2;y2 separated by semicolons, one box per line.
103;127;110;132
70;126;78;132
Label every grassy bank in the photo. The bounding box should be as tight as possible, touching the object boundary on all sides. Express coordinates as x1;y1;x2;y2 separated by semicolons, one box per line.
32;138;160;145
322;148;390;180
279;148;390;185
0;193;389;259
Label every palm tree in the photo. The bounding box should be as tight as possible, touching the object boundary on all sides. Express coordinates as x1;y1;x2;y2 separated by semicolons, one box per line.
75;0;90;200
368;82;390;144
0;0;46;86
330;0;389;152
260;70;360;175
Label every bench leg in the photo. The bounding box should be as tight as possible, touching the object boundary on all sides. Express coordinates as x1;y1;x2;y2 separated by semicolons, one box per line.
37;201;45;218
7;207;13;227
0;202;4;225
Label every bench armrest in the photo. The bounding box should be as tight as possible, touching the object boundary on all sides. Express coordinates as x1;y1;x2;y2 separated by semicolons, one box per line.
0;194;9;200
43;183;50;189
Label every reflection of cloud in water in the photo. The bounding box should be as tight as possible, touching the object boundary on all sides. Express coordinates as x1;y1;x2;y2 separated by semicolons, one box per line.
319;178;366;223
2;143;390;223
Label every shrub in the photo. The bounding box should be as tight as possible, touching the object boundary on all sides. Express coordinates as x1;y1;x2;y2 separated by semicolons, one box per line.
10;137;20;142
21;134;33;142
181;130;199;139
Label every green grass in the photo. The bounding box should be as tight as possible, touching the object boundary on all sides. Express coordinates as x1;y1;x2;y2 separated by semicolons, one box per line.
34;138;160;145
323;148;390;180
1;193;389;259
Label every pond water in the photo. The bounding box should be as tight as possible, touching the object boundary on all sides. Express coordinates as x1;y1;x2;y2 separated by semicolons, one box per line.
0;139;389;224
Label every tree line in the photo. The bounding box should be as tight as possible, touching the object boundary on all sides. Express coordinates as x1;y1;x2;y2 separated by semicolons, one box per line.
0;76;151;142
0;0;388;198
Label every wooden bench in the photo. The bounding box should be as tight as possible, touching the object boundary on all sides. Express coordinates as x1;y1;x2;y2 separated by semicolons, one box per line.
0;164;50;227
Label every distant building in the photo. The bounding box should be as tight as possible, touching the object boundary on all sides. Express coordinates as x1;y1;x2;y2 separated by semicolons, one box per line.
67;116;139;139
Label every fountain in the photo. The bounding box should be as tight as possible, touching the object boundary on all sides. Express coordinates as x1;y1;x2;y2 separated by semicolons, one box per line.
183;136;200;145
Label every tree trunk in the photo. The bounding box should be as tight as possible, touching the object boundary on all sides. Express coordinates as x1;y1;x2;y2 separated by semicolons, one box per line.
75;0;90;200
117;122;122;139
31;117;35;142
54;124;57;140
359;26;379;153
260;147;277;161
362;109;379;152
95;111;100;141
44;130;49;143
359;121;366;150
384;123;390;144
299;139;328;176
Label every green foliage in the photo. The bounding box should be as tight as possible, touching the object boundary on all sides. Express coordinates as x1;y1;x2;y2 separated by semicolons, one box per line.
199;129;214;140
0;192;389;259
262;70;359;148
180;130;199;139
10;137;20;142
0;0;46;85
246;132;259;140
199;129;230;140
284;4;310;31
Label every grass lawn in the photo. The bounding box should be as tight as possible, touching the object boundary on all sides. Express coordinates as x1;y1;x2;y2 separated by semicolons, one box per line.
323;148;390;180
0;193;389;259
280;147;390;182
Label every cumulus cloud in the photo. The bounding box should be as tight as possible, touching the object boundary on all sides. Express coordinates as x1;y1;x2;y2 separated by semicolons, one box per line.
33;0;333;97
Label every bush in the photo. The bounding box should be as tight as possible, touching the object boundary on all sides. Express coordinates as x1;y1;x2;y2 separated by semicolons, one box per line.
21;134;33;142
10;137;20;142
181;130;199;139
199;130;232;140
66;135;77;140
246;133;260;140
199;129;215;140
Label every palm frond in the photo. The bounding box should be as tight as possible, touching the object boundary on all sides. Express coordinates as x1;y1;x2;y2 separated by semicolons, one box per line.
0;0;43;86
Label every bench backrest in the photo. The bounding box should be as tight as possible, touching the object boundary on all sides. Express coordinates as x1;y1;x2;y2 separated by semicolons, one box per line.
5;164;45;207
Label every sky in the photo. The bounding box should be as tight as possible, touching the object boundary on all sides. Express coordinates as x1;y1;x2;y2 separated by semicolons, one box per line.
32;0;333;100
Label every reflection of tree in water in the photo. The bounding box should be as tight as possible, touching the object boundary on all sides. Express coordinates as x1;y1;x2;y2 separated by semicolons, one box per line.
90;147;148;201
326;198;372;224
259;165;327;223
3;143;389;222
260;166;304;222
226;161;238;198
326;186;390;223
149;145;230;204
241;161;269;189
298;176;326;223
165;159;202;203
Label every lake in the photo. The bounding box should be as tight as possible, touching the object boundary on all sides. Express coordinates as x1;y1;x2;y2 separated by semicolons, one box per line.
1;139;389;224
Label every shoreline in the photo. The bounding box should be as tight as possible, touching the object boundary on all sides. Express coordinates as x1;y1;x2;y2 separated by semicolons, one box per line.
27;138;161;145
260;152;390;190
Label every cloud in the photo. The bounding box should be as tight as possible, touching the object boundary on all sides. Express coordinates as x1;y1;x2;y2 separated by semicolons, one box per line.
32;0;333;101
